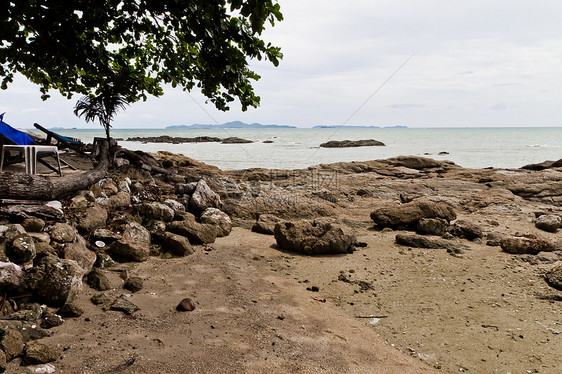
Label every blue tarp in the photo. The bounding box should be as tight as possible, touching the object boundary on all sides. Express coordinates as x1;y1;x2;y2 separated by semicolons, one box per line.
0;113;35;145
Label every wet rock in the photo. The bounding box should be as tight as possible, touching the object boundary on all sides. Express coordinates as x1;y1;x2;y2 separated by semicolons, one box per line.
395;233;467;253
200;208;232;237
87;268;111;291
161;232;194;256
371;199;456;228
415;218;449;236
176;298;196;311
448;220;483;241
56;302;84;318
252;214;282;235
77;204;108;235
274;219;356;255
544;262;562;290
23;342;59;365
108;222;151;262
40;311;64;329
124;277;143;293
189;180;221;214
62;236;96;274
535;214;561;233
30;255;85;307
167;219;218;245
22;218;45;233
110;295;140;314
0;329;24;360
500;236;556;255
49;223;76;243
7;235;36;264
0;261;25;292
136;202;175;222
320;139;385;148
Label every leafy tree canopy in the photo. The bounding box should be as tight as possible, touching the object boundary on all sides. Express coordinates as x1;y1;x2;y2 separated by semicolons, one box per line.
0;0;283;111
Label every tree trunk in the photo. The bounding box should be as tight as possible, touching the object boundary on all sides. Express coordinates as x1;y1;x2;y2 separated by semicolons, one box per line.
0;139;110;200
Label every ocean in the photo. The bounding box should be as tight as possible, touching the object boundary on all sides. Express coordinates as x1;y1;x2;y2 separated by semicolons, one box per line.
47;127;562;170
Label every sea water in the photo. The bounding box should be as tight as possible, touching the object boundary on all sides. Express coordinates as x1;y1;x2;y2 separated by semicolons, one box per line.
48;127;562;170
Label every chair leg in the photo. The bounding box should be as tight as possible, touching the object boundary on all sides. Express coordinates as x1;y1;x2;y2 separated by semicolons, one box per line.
55;150;62;177
0;147;4;172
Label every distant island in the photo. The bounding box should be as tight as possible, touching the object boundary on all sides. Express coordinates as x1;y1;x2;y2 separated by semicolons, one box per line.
166;121;297;129
313;125;407;129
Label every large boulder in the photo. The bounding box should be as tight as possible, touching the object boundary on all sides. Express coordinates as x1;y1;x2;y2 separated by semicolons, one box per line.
77;204;108;235
189;180;221;214
500;236;557;255
274;219;356;255
535;214;561;233
200;208;232;237
28;255;84;307
544;262;562;290
136;202;175;222
167;219;218;245
371;199;456;228
252;214;282;235
108;222;151;262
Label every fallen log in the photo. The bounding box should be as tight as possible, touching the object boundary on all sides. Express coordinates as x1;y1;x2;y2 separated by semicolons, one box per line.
0;204;64;221
0;139;109;200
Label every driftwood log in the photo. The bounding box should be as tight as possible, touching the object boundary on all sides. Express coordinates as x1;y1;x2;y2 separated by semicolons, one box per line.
114;147;169;175
0;139;110;201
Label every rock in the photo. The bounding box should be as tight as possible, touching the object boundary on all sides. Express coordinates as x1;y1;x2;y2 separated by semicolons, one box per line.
189;180;221;214
136;202;175;222
110;295;140;315
448;220;483;241
40;311;64;329
0;321;48;342
56;302;84;318
536;251;560;263
31;255;85;307
94;253;115;269
387;156;446;169
107;191;131;210
0;328;24;360
319;139;385;148
161;232;194;256
544;263;562;290
500;236;556;255
167;219;218;245
176;298;196;311
108;222;151;262
70;195;89;210
252;214;282;235
91;293;111;306
34;242;56;256
535;214;561;233
175;182;198;195
370;199;456;228
92;228;122;243
62;236;96;274
77;204;108;235
87;268;111;291
164;199;186;215
23;342;59;365
4;303;43;322
4;224;26;243
274;219;356;255
27;232;50;244
21;218;45;233
49;223;76;243
221;136;253;144
124;277;143;293
0;349;5;372
415;218;449;236
98;178;119;196
486;232;505;246
0;261;25;292
395;233;467;253
200;208;232;237
7;234;36;264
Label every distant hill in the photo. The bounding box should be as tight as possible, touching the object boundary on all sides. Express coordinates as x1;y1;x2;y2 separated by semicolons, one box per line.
313;125;408;129
166;121;296;129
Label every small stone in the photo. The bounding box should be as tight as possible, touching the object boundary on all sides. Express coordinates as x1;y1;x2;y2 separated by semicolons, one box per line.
161;232;194;256
22;218;45;233
110;295;140;315
49;223;77;243
87;269;111;291
91;293;111;306
124;277;143;293
7;234;36;264
536;214;561;233
176;298;196;312
544;262;562;290
0;328;24;360
70;195;89;210
252;214;282;235
40;311;64;329
56;303;84;318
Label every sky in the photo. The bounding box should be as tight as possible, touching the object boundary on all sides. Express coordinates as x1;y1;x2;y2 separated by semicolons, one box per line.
1;0;562;129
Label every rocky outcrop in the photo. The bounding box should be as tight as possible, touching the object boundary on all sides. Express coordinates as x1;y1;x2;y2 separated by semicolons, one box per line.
274;219;356;255
320;139;385;148
371;199;456;228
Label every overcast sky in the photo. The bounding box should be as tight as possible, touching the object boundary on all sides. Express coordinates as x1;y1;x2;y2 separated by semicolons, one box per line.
2;0;562;129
